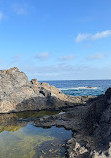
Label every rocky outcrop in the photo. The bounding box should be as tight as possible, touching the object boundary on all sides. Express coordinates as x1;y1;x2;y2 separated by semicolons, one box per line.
67;88;111;158
33;88;111;158
0;67;94;113
1;67;111;157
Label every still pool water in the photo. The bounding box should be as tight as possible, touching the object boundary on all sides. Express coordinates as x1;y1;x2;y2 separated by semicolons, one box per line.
0;111;72;158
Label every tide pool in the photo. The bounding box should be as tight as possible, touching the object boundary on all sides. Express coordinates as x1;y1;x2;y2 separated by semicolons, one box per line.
0;111;72;158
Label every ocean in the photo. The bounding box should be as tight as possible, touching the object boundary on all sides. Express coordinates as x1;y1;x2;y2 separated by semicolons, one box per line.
40;80;111;96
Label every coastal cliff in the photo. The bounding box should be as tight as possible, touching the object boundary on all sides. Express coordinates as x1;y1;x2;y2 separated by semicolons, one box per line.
0;67;93;113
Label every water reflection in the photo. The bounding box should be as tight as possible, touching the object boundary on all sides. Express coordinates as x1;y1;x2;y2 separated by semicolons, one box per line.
0;111;72;158
0;110;60;132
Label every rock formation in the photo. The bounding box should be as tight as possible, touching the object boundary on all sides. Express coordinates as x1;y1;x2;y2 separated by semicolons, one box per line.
33;88;111;158
1;67;111;157
0;67;94;113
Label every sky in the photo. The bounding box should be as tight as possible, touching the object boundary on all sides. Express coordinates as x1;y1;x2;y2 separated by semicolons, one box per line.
0;0;111;80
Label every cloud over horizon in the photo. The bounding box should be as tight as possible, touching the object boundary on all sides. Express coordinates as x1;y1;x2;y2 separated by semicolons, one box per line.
20;63;111;80
75;30;111;43
87;53;106;60
59;54;74;61
34;52;50;60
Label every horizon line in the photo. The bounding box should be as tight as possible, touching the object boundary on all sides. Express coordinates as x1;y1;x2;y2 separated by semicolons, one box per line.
38;79;111;81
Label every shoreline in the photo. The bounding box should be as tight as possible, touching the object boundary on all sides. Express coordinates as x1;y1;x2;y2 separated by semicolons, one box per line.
0;67;111;157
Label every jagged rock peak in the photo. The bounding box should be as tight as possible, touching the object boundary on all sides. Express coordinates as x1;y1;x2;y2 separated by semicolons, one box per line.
105;87;111;99
0;67;20;74
31;79;39;85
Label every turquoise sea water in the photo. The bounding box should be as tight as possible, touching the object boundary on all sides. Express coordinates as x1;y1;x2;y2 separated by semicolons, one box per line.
41;80;111;96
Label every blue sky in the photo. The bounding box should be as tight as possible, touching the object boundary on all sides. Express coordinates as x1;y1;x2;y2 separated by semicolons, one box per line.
0;0;111;80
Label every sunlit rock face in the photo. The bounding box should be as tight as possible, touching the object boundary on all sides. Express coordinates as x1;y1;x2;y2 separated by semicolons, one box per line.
0;67;94;113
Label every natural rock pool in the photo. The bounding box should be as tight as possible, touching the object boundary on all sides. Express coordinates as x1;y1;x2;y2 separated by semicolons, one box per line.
0;111;72;158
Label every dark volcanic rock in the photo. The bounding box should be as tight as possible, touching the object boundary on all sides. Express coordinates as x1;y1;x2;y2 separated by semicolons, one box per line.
33;88;111;158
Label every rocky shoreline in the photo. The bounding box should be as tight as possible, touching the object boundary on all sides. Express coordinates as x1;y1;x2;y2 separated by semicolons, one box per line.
33;89;111;158
0;67;94;113
0;67;111;157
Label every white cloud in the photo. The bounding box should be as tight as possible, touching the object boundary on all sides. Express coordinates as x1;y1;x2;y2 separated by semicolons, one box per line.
35;52;50;60
21;63;111;80
75;33;91;43
22;63;75;80
91;30;111;40
87;53;106;60
0;12;3;21
59;55;74;61
75;30;111;43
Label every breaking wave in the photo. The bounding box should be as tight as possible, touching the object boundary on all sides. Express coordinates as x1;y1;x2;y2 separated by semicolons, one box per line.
60;86;98;91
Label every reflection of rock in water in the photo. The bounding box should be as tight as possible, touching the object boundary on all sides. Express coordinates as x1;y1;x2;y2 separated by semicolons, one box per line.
35;140;66;158
0;110;70;158
0;113;27;132
0;110;60;132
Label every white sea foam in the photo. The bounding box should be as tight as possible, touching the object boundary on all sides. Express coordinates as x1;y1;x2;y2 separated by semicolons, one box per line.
58;112;65;115
60;86;98;91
